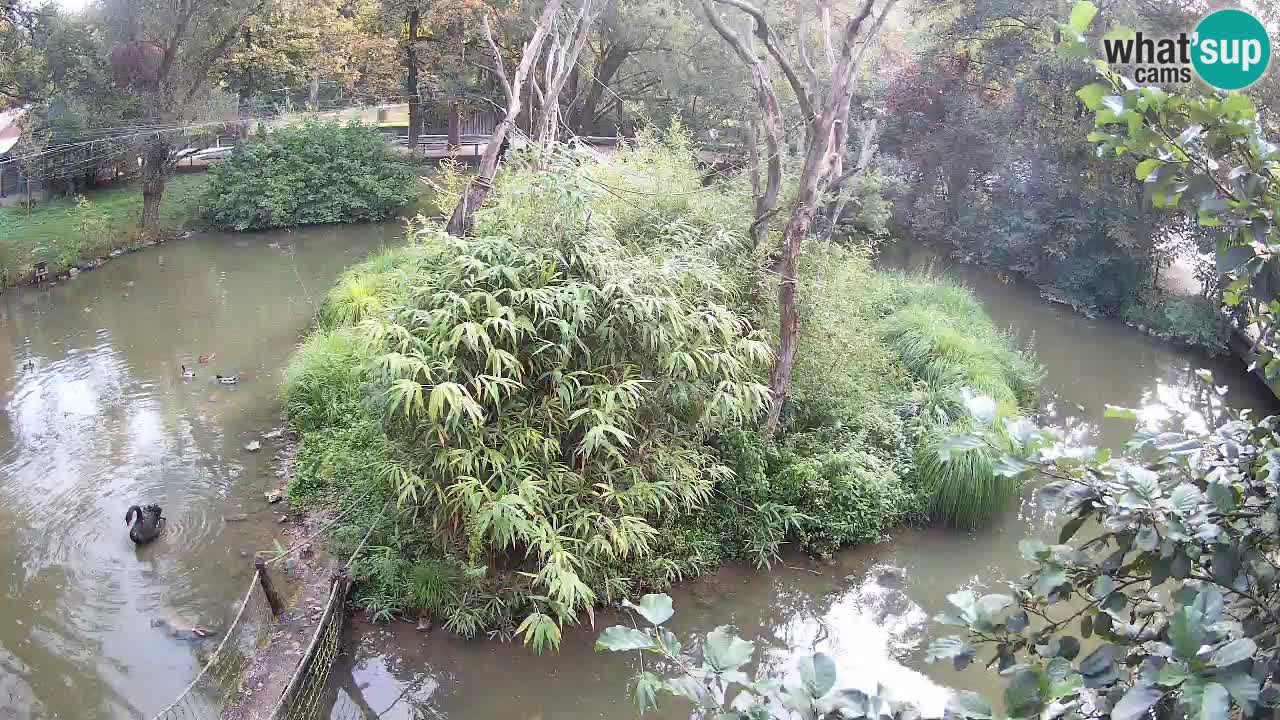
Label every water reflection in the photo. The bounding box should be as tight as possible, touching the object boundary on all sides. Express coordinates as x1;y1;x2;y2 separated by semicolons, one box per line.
0;224;400;718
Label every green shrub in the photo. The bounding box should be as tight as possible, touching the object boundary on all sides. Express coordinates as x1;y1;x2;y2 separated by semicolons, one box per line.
205;120;413;231
283;135;1039;645
1122;295;1230;354
876;277;1039;528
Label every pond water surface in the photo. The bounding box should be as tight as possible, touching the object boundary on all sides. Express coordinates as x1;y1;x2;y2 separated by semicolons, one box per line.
0;223;401;719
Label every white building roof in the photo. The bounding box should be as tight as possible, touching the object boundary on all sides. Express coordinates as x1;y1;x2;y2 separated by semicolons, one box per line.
0;106;31;156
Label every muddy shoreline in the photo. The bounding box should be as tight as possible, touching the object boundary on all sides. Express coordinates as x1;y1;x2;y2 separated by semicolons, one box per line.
224;431;342;720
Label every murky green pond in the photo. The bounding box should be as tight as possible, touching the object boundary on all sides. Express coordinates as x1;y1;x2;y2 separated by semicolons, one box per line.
2;226;1275;720
317;241;1280;720
0;223;401;719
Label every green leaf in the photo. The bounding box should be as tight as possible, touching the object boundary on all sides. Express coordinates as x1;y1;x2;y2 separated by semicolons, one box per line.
703;625;755;673
799;652;836;698
1222;93;1256;118
1210;638;1256;667
947;691;994;719
1104;405;1139;420
1068;1;1097;33
1058;636;1081;660
516;611;562;652
1112;684;1163;720
1168;484;1202;516
595;626;656;652
1136;159;1164;180
1157;661;1190;687
1075;82;1105;110
1169;606;1206;661
624;594;674;627
1080;645;1120;688
939;433;986;461
1218;669;1260;708
1194;682;1229;720
665;676;717;709
632;671;662;714
1033;565;1068;596
1004;668;1045;717
1059;514;1088;543
1192;587;1223;623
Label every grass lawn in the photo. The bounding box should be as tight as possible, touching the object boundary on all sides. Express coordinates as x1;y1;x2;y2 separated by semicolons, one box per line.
0;172;208;288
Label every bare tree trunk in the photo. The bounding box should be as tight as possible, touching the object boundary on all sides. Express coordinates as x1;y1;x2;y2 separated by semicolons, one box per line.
575;42;628;134
447;3;563;236
405;9;421;158
697;0;781;251
141;138;171;239
699;0;889;434
764;1;887;434
238;27;254;115
533;0;601;164
750;72;782;250
823;117;879;242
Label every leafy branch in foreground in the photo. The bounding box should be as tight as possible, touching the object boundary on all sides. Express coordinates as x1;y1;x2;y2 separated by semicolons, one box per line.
929;366;1280;719
1065;2;1280;379
596;593;919;719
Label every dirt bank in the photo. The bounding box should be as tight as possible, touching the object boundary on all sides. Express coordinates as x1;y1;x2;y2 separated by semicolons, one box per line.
224;433;342;720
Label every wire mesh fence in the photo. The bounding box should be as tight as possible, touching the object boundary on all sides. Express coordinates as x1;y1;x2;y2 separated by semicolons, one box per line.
267;503;387;720
151;571;276;720
268;573;352;720
147;502;386;720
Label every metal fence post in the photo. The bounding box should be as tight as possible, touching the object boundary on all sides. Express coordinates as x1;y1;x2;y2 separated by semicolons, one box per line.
255;556;285;617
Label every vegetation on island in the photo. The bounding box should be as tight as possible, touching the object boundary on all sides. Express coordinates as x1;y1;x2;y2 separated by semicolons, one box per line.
594;4;1280;720
205;121;414;231
282;132;1039;648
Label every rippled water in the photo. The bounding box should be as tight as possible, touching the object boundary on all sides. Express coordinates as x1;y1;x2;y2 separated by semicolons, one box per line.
319;241;1280;719
0;223;401;719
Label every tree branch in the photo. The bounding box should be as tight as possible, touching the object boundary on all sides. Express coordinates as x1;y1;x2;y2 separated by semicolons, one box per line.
710;0;814;121
482;16;513;101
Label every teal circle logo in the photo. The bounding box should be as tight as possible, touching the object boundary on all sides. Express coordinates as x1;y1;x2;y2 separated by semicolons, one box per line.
1192;10;1271;90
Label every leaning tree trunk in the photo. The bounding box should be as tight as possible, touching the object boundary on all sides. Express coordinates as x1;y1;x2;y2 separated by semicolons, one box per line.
765;170;821;432
141;138;171;240
446;3;563;236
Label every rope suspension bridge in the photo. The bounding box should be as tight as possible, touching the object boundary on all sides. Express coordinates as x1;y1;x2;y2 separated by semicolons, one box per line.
148;502;388;720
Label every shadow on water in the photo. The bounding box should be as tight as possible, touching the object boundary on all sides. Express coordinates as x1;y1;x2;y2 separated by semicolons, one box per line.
0;222;402;719
319;239;1280;720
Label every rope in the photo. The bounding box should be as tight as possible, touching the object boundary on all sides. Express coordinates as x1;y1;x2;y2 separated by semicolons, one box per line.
346;502;390;568
264;487;379;567
148;570;264;720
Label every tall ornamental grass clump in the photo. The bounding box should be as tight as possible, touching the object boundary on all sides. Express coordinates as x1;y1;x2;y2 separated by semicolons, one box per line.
206;120;413;231
725;243;1041;553
881;276;1042;529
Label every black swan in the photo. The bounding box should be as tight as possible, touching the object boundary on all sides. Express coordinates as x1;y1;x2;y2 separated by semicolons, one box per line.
126;504;165;544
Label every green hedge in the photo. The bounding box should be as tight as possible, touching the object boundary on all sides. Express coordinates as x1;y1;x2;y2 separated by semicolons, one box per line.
206;121;413;231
